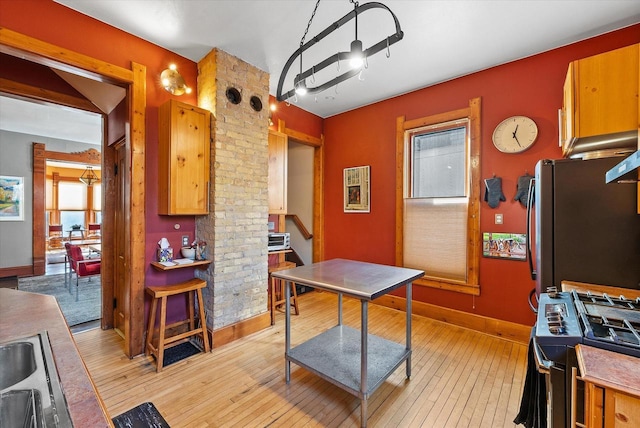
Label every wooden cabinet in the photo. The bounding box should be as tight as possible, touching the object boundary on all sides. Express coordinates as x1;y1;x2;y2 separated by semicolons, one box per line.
576;345;640;428
158;99;211;215
268;130;288;214
560;43;639;156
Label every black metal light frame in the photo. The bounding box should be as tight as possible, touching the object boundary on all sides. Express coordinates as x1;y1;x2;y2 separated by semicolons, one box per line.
276;1;404;102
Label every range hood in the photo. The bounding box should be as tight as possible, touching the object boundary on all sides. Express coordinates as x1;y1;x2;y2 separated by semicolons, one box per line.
567;129;637;160
606;149;640;184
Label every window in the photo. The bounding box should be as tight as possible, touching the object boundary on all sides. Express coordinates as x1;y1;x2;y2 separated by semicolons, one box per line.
396;98;481;295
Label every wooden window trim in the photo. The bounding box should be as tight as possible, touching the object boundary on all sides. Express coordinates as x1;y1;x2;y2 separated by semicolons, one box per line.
395;97;481;295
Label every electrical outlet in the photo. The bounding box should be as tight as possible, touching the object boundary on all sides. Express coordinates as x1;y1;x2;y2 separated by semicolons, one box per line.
182;235;189;247
495;214;503;225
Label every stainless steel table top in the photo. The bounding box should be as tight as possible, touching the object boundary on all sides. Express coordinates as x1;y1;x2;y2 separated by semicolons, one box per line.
271;258;424;300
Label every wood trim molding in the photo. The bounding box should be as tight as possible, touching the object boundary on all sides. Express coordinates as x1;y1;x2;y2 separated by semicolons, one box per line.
374;294;531;344
128;62;147;357
45;148;101;164
0;265;34;279
395;97;482;294
0;77;101;113
275;119;325;262
32;143;46;276
0;27;134;84
211;312;271;348
2;28;145;358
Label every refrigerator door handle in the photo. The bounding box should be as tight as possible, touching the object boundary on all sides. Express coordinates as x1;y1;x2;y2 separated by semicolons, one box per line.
526;178;537;280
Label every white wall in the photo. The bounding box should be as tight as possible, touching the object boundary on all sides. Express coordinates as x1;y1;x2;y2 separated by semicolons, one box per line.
0;130;98;270
286;141;314;265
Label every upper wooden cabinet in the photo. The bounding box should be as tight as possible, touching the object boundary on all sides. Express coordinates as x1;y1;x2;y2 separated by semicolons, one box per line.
268;130;288;214
560;43;639;156
158;99;211;215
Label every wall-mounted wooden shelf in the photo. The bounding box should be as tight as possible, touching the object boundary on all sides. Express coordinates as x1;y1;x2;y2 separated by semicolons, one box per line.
268;249;292;255
151;259;211;271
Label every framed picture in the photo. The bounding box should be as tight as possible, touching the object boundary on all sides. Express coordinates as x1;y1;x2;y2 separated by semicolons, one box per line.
344;165;370;213
0;175;24;221
482;232;526;261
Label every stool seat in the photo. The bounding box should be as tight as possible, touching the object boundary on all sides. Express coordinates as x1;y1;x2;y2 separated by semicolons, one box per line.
145;278;210;372
269;261;299;325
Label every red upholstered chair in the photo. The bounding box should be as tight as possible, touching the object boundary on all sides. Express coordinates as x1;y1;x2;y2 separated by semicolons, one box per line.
65;243;101;300
87;223;101;239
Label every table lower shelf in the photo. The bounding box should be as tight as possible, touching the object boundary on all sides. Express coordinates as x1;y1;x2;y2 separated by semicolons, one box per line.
287;325;410;398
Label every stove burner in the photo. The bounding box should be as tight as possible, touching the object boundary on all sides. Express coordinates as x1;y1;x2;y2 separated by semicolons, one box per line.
573;290;640;355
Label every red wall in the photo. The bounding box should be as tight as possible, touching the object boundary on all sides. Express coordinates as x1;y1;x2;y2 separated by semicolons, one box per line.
322;24;640;326
2;1;638;327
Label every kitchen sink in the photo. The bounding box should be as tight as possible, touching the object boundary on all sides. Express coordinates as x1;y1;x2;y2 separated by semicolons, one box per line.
0;332;73;427
0;342;37;390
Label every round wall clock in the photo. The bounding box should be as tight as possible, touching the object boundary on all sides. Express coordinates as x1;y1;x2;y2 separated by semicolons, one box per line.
492;116;538;153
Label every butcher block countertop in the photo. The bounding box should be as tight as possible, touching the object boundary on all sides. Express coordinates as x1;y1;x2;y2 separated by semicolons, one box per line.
576;344;640;397
0;288;112;427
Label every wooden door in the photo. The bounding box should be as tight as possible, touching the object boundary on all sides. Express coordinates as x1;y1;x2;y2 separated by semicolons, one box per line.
114;142;127;336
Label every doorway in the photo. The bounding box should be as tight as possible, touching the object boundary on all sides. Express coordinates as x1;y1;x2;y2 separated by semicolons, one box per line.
0;28;147;357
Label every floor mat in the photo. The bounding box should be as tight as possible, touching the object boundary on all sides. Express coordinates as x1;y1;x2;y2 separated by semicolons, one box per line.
162;341;202;367
112;402;170;428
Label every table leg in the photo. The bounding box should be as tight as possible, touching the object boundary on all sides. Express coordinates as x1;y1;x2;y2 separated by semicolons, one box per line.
285;279;291;383
406;282;412;379
338;292;343;326
361;299;368;428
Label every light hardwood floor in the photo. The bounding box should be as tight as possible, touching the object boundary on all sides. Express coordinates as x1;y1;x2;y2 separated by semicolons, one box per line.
75;291;528;427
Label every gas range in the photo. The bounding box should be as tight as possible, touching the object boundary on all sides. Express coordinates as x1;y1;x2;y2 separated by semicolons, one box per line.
535;289;640;361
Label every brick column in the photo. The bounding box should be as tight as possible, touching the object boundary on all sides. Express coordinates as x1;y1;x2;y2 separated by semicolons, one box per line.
196;49;270;332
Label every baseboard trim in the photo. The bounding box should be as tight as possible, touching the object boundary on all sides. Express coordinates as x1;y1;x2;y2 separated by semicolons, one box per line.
375;295;531;344
211;312;272;348
0;265;34;279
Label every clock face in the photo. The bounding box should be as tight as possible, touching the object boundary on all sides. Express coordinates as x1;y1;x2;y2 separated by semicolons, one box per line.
492;116;538;153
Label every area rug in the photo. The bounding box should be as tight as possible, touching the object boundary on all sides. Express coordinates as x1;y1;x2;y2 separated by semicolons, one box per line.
162;341;202;368
112;402;170;428
18;273;101;326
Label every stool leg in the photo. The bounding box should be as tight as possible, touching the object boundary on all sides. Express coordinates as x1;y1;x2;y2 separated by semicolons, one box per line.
291;281;300;316
156;296;167;373
196;288;210;352
188;290;195;331
146;297;158;356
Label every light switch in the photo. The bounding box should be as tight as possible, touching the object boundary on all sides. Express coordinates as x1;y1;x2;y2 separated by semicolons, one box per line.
495;214;503;224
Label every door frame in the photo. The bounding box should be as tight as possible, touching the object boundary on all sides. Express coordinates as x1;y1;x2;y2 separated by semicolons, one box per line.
276;120;324;262
0;28;146;358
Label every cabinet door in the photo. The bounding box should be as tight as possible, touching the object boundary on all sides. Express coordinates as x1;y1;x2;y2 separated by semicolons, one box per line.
268;131;287;214
561;62;575;153
158;100;211;215
604;390;640;428
574;44;639;138
561;43;639;157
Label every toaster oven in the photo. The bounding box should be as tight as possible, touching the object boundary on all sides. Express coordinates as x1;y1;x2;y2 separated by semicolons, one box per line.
268;232;290;251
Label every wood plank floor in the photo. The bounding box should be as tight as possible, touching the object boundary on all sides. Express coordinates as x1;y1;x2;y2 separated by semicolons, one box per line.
75;291;528;427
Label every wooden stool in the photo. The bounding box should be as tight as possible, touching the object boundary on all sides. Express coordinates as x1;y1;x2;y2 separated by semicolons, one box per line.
269;261;298;325
145;278;210;372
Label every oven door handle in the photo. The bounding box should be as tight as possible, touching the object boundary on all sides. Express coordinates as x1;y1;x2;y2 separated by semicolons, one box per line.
532;335;552;375
528;288;538;314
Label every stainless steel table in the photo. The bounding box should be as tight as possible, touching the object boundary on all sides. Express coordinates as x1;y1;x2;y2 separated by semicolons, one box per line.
272;258;424;427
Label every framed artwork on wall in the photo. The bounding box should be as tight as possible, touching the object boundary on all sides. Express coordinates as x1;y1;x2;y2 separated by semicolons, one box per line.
482;232;526;261
0;175;24;221
344;165;370;213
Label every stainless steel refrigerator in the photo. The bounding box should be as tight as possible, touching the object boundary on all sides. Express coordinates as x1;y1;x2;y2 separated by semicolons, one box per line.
527;157;640;295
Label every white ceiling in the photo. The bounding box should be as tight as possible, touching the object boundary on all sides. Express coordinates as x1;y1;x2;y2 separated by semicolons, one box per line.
1;1;638;146
54;0;640;118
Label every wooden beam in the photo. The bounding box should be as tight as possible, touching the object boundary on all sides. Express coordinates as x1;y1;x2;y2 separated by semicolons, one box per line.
0;78;101;113
0;27;134;85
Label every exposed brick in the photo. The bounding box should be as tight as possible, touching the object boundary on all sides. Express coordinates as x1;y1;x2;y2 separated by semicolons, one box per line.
196;49;269;334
